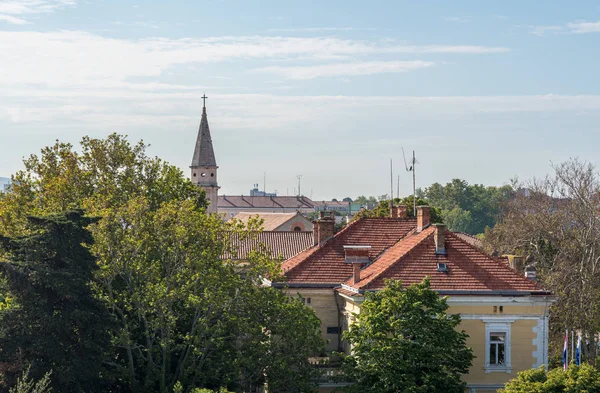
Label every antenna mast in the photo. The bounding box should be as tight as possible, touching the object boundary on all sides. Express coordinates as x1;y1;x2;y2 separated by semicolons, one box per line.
402;148;419;216
264;172;266;194
297;175;302;196
390;159;394;202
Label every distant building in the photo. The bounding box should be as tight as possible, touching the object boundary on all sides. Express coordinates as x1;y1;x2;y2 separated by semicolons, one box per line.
230;212;313;232
218;195;315;219
313;200;351;214
249;184;277;197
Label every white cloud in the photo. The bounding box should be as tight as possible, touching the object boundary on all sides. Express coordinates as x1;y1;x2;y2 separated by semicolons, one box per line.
444;17;469;23
529;25;563;36
0;30;509;89
530;20;600;35
255;61;434;79
0;0;75;24
267;27;371;32
0;14;27;24
567;20;600;34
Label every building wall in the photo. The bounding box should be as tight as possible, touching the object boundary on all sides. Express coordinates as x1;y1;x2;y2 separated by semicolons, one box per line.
275;216;313;231
284;288;342;352
336;294;551;393
220;206;314;219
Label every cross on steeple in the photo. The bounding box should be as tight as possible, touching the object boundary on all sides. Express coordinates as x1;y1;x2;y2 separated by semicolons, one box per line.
202;94;208;108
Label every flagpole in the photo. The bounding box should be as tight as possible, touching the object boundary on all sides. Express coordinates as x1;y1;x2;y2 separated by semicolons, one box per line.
572;330;575;364
563;330;568;370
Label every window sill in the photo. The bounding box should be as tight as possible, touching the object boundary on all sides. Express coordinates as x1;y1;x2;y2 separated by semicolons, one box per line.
485;366;512;374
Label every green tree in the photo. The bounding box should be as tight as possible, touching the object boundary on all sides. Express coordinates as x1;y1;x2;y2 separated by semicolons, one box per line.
9;367;52;393
500;364;600;393
352;196;443;223
0;211;112;393
485;159;600;364
0;135;325;393
92;197;323;393
421;180;514;235
340;278;473;393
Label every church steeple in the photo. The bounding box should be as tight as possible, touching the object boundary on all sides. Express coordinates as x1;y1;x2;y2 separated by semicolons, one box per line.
190;95;219;214
191;95;217;168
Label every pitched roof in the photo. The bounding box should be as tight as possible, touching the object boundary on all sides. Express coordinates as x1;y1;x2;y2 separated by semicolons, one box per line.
454;232;484;249
346;229;543;293
218;195;315;209
191;106;217;167
224;231;313;260
281;218;418;284
230;212;311;231
279;216;546;295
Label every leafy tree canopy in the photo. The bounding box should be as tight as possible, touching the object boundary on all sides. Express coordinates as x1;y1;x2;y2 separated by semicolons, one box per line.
0;135;325;393
352;195;443;223
500;364;600;393
0;211;112;393
340;278;473;393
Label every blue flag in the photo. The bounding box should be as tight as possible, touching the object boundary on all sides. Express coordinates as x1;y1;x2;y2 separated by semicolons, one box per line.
576;334;582;365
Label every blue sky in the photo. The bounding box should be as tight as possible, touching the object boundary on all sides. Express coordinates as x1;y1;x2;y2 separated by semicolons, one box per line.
1;0;599;199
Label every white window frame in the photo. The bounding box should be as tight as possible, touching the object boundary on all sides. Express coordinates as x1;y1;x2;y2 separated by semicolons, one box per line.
484;320;513;373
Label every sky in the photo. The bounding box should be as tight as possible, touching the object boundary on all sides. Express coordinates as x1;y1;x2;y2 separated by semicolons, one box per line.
1;0;599;200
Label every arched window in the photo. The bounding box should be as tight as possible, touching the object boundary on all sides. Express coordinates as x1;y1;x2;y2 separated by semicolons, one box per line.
293;226;301;232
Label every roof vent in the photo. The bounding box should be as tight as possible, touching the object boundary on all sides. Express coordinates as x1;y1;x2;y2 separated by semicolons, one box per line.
344;245;371;283
437;262;449;272
343;245;371;264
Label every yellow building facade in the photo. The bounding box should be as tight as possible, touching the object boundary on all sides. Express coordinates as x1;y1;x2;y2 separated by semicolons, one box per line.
276;207;554;393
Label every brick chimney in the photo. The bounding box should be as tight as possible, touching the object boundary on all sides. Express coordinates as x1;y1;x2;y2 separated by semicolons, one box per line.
344;245;371;283
390;205;409;219
417;206;431;232
434;224;446;254
313;211;335;246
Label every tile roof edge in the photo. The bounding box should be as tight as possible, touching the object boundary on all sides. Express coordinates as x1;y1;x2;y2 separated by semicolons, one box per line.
352;226;435;290
446;231;546;291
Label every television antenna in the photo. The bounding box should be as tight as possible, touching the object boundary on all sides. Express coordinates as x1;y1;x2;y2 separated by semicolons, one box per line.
297;175;302;196
402;148;419;216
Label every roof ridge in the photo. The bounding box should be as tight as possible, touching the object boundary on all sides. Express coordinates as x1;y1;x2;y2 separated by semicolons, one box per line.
354;226;435;290
446;231;544;291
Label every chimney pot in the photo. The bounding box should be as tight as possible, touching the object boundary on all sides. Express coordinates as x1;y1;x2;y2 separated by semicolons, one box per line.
417;206;431;232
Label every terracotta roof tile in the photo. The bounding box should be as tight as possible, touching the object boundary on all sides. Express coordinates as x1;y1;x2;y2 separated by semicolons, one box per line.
454;232;484;249
282;218;417;284
278;217;546;295
224;231;313;260
349;230;542;293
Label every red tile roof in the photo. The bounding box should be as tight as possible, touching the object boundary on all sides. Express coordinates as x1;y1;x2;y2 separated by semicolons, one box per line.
348;230;542;293
279;217;546;295
224;231;313;260
218;195;315;209
281;218;418;284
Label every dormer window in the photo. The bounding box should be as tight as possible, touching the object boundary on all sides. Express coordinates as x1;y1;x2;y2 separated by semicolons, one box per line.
437;262;448;272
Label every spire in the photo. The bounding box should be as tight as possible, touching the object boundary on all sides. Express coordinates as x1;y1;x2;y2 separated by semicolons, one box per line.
191;96;217;167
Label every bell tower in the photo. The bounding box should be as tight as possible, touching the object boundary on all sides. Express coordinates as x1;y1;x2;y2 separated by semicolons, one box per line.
190;95;219;213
